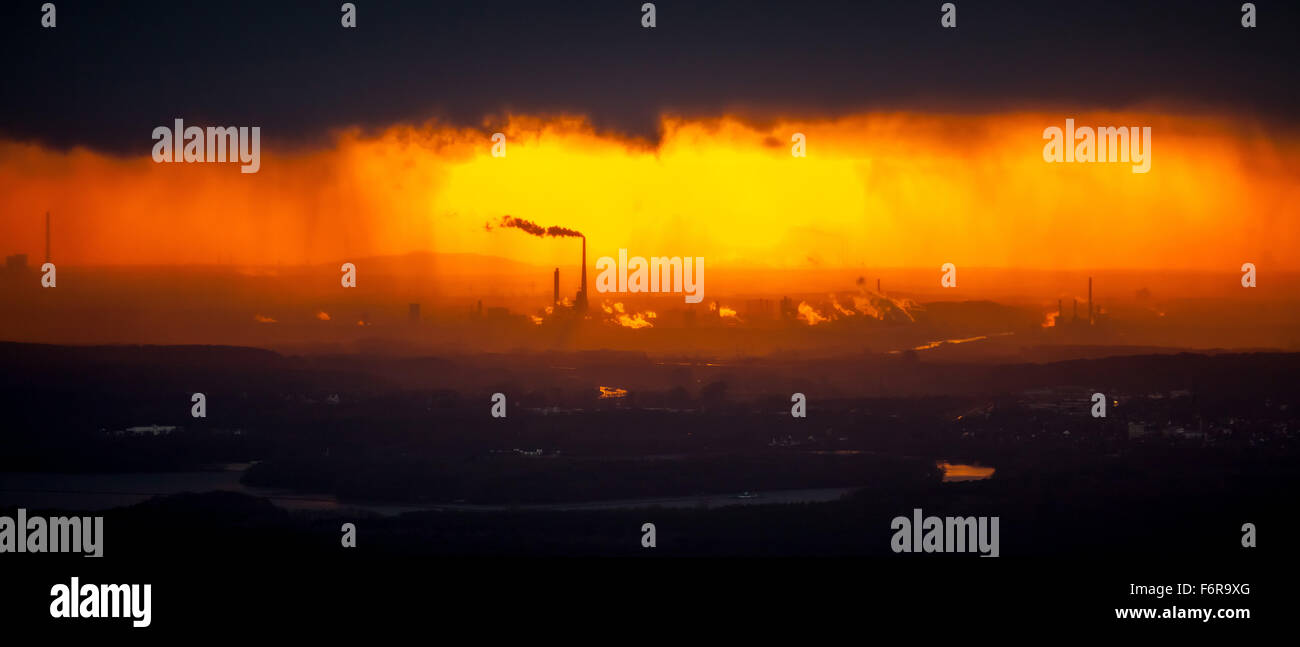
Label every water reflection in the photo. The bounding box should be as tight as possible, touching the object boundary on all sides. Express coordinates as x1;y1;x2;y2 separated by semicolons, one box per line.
937;461;995;482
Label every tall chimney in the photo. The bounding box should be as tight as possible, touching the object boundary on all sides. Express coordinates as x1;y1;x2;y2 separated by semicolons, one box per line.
876;278;881;293
553;268;559;305
578;236;588;312
1088;277;1093;326
45;212;50;263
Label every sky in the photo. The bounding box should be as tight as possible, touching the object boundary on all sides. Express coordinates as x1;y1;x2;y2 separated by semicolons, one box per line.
1;0;1297;273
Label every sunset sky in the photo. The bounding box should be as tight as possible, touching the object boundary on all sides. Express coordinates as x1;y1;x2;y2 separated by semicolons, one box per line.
1;0;1297;275
1;110;1297;274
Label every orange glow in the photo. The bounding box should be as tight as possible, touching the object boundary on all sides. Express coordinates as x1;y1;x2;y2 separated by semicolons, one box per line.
937;462;996;482
601;301;656;329
1;111;1296;273
796;301;829;325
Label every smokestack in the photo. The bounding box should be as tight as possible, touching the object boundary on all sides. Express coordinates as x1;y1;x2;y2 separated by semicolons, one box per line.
44;212;50;263
876;278;881;293
578;236;588;312
488;215;586;310
553;268;559;305
1088;277;1093;326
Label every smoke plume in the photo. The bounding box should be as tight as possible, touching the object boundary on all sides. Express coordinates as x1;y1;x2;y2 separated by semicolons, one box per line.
490;215;584;239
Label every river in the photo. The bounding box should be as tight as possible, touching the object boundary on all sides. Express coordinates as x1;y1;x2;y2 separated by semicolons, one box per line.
1;461;994;516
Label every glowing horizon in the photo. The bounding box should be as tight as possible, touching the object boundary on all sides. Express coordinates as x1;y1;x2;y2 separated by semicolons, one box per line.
2;110;1296;273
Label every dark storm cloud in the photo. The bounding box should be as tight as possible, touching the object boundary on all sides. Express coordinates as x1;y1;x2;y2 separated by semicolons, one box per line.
0;0;1296;155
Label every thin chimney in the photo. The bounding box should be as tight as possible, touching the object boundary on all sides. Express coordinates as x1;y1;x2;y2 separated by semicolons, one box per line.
553;268;559;305
577;236;588;312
